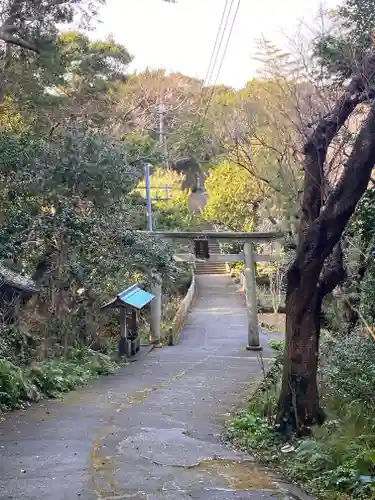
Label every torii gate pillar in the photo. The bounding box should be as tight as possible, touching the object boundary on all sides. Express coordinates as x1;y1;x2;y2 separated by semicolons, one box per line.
244;242;262;351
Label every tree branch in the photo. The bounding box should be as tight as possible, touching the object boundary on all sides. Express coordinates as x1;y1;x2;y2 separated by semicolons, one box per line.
0;2;40;55
318;242;345;299
323;102;375;238
300;48;375;231
230;137;283;193
0;26;39;53
306;89;375;128
292;101;375;316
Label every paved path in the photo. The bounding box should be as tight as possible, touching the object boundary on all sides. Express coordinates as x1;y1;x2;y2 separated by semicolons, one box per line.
0;276;308;500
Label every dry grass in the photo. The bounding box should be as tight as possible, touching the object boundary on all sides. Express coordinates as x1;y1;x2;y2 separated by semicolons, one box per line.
258;313;285;334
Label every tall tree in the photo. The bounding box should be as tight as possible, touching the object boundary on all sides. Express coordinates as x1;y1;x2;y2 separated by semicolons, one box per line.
277;6;375;431
220;5;375;431
0;0;104;102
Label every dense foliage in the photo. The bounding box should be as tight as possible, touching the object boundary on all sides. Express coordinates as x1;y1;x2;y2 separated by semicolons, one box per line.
0;348;119;411
204;161;263;231
225;336;375;500
0;1;203;409
315;0;375;81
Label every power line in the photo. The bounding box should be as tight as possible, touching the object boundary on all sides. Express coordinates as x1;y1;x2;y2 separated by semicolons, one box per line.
203;0;232;88
199;0;234;115
202;0;241;119
196;0;233;116
185;0;240;155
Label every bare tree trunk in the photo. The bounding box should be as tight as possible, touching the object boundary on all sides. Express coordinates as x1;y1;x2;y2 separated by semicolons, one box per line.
278;280;324;433
278;243;347;432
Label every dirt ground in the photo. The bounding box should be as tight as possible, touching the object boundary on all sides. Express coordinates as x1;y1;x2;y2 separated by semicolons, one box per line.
259;312;285;334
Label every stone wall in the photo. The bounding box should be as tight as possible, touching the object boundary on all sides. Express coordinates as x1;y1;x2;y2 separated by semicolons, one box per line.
169;274;196;345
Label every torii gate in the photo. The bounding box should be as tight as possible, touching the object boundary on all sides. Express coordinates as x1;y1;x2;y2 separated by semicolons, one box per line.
147;231;282;352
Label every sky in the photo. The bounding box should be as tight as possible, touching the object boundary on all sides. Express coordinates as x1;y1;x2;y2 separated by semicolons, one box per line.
93;0;340;89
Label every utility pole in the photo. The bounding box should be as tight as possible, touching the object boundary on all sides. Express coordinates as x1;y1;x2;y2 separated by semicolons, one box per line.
144;162;162;345
144;162;153;232
159;96;168;168
159;98;164;146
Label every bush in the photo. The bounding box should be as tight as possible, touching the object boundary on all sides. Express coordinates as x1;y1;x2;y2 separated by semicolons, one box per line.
0;348;119;411
204;161;261;231
360;261;375;327
0;359;41;410
225;334;375;500
227;411;276;449
321;334;375;413
0;326;39;365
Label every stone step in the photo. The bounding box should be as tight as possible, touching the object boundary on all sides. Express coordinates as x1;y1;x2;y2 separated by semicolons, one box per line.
195;262;228;275
195;269;227;273
195;272;228;275
195;262;226;266
194;235;223;267
195;263;227;267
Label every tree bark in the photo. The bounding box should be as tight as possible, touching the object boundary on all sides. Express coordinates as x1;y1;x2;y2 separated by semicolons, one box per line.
278;244;344;432
278;286;323;434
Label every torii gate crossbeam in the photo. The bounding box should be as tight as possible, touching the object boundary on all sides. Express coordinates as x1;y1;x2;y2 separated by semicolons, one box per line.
140;231;282;241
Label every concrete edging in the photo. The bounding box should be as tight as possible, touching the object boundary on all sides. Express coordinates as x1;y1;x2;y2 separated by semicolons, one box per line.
168;273;196;345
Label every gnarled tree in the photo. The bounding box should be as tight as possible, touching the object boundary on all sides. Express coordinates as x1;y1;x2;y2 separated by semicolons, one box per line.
220;24;375;431
278;51;375;432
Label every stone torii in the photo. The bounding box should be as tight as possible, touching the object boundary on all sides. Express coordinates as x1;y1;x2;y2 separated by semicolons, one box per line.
144;230;282;351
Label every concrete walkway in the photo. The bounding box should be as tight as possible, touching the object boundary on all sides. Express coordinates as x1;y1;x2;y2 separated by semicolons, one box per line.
0;276;307;500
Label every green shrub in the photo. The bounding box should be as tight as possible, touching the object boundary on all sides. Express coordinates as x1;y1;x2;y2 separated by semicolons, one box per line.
225;333;375;500
0;348;118;411
0;359;41;410
268;339;285;353
283;432;375;499
321;334;375;413
0;326;40;365
204;161;260;231
227;411;276;449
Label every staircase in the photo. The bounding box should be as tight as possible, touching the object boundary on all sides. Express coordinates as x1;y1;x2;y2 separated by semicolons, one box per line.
194;239;228;275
